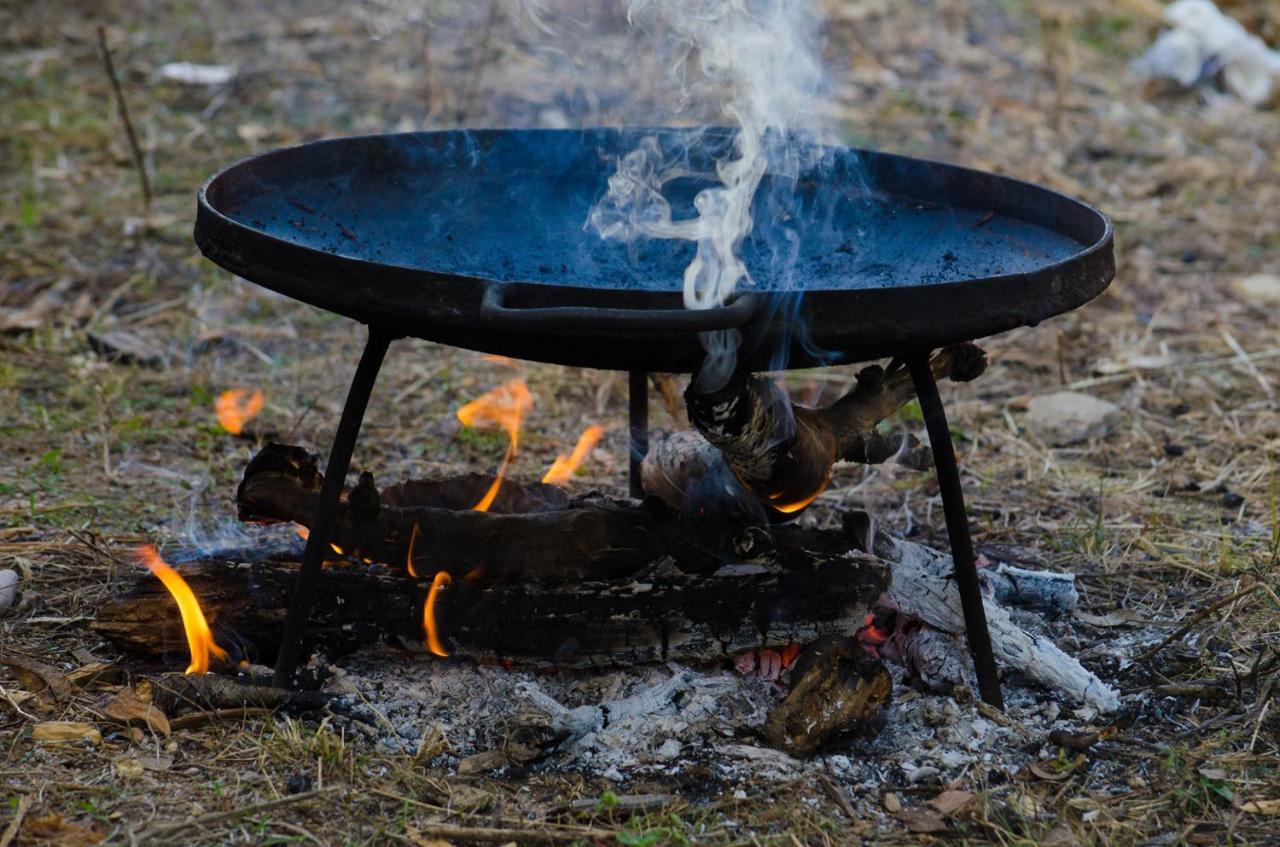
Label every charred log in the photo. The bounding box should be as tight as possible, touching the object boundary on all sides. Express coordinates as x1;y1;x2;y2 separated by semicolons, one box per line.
642;343;987;512
92;552;888;668
237;443;676;582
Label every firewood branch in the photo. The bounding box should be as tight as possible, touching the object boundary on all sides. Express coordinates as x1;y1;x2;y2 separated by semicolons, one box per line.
642;343;987;511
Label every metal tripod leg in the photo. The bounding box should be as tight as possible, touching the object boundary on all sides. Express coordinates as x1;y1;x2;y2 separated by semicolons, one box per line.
273;327;393;687
905;352;1004;709
628;371;648;499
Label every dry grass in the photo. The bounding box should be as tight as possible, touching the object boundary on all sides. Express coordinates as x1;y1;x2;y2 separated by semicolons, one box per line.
2;0;1279;843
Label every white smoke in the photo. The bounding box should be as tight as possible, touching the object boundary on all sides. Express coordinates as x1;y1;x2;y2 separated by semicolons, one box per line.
587;0;828;381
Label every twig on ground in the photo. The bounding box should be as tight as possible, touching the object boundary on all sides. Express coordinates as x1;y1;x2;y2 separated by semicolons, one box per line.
1132;584;1262;666
96;25;152;215
405;823;615;844
0;794;32;847
137;788;334;840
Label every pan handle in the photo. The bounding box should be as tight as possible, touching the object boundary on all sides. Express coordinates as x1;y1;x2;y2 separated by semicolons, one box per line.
480;285;760;334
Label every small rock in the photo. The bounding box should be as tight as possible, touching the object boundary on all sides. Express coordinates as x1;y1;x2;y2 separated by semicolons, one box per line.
883;791;902;813
1024;391;1122;446
1233;273;1280;306
285;773;313;794
654;738;683;760
0;570;17;613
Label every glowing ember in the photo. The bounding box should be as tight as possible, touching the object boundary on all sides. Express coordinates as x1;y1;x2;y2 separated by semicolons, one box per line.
859;611;891;646
135;545;228;674
542;424;605;485
215;389;264;435
456;380;533;512
423;571;452;657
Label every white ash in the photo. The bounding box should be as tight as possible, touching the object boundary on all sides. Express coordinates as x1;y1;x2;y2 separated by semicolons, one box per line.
321;647;1123;789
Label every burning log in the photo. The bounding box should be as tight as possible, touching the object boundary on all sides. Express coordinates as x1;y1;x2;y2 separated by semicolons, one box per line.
93;550;887;668
641;344;987;512
236;443;668;582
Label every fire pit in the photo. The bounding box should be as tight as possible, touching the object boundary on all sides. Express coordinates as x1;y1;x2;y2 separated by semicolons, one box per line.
186;127;1113;709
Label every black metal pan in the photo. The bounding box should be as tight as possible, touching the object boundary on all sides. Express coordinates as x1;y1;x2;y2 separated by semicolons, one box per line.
195;128;1113;372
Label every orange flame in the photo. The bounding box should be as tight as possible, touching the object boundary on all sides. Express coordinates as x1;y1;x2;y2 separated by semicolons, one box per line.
768;473;832;514
215;389;264;435
293;523;345;556
423;571;452;657
542;424;605;485
135;546;228;674
457;380;532;512
406;522;421;578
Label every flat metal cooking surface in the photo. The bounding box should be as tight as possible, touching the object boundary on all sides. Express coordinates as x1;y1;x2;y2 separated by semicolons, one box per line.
195;128;1114;371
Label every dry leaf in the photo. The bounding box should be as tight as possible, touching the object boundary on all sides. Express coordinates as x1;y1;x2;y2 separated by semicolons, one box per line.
138;754;173;772
66;662;124;689
404;828;455;847
114;757;145;779
21;814;106;846
1040;823;1082;846
32;721;102;745
1238;798;1280;815
0;654;73;701
897;807;948;833
930;788;977;816
101;688;171;737
1007;791;1045;818
1028;755;1085;781
1072;608;1146;628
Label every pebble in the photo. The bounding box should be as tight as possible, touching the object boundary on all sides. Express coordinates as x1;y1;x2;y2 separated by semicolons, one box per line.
0;570;17;612
1024;391;1122;446
1233;273;1280;306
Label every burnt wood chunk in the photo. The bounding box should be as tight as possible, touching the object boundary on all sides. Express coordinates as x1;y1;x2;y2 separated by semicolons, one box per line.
643;343;986;512
763;635;892;756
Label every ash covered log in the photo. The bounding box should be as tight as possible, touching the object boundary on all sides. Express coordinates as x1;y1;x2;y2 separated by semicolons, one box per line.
877;537;1119;712
92;551;888;668
641;343;987;512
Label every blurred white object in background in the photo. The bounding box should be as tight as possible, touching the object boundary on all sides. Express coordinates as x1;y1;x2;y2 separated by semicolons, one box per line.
1137;0;1280;105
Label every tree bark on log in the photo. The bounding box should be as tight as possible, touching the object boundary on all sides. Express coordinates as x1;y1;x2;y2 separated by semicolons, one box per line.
641;344;987;512
92;552;888;668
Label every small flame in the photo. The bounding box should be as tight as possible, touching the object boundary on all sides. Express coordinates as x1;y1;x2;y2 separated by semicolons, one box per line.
423;571;452;657
294;523;345;556
542;424;605;485
215;389;264;435
768;473;832;514
457;380;532;512
406;522;421;578
135;545;228;674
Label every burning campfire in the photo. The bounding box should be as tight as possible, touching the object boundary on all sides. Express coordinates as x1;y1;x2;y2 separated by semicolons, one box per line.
74;2;1132;830
100;340;1118;765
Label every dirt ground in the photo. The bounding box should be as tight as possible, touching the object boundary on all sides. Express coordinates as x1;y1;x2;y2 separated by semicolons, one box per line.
2;0;1279;844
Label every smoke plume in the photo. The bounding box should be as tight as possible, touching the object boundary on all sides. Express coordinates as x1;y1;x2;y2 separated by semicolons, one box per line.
587;0;828;387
